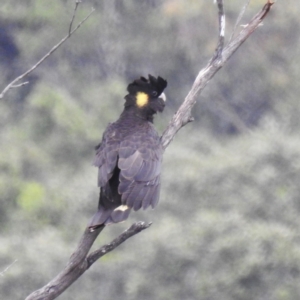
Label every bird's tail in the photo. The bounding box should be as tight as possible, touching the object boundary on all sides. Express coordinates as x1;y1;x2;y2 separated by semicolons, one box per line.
88;207;112;231
88;205;132;231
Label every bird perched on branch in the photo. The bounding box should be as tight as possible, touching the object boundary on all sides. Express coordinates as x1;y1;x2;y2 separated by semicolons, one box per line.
89;75;167;230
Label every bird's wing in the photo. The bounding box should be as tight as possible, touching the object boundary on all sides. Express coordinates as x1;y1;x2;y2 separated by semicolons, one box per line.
93;124;119;188
118;129;163;211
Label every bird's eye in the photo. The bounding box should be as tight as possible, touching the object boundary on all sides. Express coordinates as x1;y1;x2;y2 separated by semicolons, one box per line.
152;91;158;97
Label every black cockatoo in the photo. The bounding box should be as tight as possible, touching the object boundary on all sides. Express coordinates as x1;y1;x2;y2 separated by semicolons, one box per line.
89;75;167;230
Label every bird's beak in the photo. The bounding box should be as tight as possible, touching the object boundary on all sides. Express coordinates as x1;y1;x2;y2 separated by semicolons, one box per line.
160;92;166;102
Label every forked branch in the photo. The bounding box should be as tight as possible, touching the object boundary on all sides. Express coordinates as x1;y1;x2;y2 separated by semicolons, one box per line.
25;222;151;300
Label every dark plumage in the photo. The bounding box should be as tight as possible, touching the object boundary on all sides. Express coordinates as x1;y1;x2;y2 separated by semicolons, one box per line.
89;75;167;229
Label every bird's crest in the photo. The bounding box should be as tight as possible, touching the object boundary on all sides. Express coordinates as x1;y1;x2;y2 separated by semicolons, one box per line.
127;74;167;98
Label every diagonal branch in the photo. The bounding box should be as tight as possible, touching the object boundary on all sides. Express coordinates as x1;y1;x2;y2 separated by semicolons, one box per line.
0;4;95;99
0;259;18;277
87;222;152;267
25;222;151;300
160;0;274;150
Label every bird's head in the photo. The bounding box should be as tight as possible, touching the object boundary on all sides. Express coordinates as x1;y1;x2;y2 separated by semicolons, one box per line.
124;75;167;119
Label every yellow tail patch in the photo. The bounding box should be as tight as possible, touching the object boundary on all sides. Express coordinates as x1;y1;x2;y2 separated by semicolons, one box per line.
114;205;130;212
136;92;149;107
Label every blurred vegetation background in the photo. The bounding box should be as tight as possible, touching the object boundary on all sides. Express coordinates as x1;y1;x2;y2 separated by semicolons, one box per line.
1;0;299;299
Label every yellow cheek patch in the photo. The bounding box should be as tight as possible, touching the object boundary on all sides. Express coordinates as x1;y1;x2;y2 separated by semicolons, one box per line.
136;92;149;108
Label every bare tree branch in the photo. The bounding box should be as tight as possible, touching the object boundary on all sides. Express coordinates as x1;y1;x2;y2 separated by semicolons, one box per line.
229;0;251;43
214;0;226;61
11;82;29;88
0;259;18;277
87;222;152;267
0;3;95;100
160;0;274;150
24;1;274;299
25;222;151;300
69;0;82;35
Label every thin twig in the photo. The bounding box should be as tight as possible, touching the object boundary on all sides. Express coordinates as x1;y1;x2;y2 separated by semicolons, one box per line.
69;1;81;35
87;222;152;267
0;259;18;277
11;82;29;88
229;0;251;43
214;0;225;61
0;5;95;99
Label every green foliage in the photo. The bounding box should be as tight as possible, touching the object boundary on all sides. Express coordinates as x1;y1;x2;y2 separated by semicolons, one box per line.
0;0;299;300
17;181;45;212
